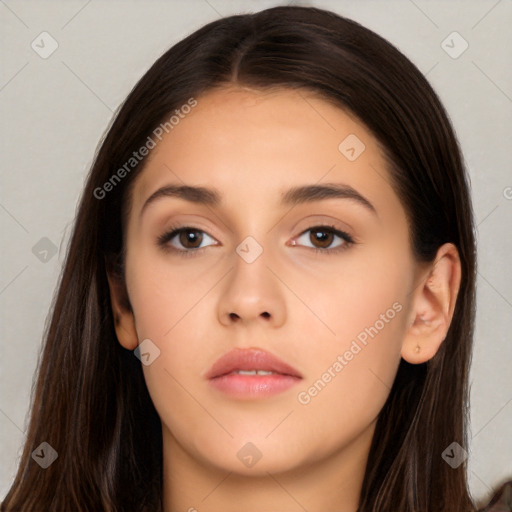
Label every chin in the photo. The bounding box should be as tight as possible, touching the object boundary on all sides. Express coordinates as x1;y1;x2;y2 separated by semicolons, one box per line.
195;434;313;477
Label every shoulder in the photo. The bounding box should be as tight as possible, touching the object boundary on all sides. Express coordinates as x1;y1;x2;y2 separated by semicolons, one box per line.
478;480;512;512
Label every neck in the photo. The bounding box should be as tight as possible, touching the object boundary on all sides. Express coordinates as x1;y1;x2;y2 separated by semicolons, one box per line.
162;422;374;512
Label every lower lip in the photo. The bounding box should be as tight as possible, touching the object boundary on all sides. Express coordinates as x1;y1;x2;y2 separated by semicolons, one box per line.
208;373;301;398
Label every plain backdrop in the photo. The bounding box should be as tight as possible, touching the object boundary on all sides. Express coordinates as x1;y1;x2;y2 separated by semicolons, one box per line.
1;0;511;505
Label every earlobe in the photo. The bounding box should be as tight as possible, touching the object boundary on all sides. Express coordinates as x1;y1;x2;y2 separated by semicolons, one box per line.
105;256;139;351
401;243;461;364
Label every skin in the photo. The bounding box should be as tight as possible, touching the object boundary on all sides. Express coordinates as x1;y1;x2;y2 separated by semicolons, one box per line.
108;86;461;512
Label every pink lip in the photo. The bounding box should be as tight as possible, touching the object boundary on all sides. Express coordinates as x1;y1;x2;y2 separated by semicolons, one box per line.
206;348;302;399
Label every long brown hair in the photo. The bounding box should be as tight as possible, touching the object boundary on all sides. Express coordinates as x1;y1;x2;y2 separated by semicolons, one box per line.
2;6;481;511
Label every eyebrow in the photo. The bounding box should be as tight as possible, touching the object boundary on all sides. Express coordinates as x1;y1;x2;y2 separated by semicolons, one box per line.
282;183;376;214
140;182;377;217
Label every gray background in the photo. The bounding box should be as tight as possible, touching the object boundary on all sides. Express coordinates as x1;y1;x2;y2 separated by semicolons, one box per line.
1;0;511;504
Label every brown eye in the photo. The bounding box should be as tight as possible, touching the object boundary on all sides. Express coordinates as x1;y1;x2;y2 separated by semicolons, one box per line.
309;228;334;249
293;225;353;253
179;228;203;249
157;226;217;253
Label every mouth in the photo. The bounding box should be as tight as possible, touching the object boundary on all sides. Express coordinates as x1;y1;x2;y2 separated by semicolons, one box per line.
222;369;290;376
206;347;302;399
206;347;302;379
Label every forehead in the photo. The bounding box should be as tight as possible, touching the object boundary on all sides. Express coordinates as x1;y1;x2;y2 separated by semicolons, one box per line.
130;86;401;220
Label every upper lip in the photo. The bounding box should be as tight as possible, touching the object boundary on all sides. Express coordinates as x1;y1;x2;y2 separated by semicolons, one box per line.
206;348;302;379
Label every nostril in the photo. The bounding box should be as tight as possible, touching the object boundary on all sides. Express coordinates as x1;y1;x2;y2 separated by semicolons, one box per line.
261;312;270;319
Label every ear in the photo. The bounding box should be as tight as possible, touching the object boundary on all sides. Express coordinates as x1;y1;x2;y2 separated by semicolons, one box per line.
401;243;461;364
105;255;139;351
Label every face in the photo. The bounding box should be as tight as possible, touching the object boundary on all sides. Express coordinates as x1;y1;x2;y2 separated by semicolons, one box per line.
115;86;422;477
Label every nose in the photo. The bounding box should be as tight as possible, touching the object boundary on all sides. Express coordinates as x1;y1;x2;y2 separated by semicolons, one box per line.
216;241;286;328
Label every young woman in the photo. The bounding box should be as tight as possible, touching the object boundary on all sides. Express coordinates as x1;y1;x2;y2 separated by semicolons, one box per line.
2;5;509;512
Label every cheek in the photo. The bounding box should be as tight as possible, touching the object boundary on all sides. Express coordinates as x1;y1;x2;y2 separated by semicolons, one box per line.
289;279;407;459
292;247;411;419
125;242;224;340
123;249;226;430
297;244;411;358
124;276;220;460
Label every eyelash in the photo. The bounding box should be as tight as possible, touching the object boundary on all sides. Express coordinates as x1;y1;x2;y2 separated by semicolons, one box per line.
156;224;355;258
